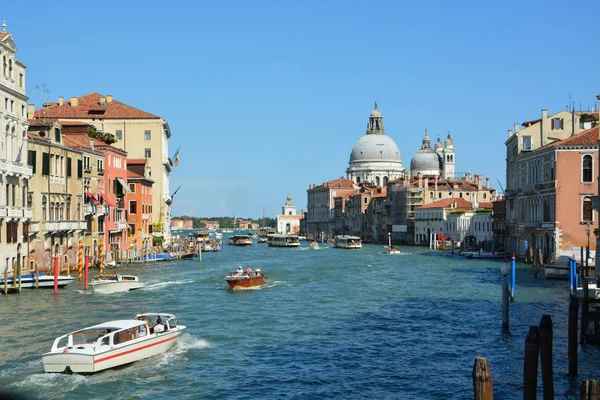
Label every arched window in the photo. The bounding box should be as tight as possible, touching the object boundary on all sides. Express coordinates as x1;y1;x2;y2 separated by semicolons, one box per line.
583;155;593;183
383;176;388;185
438;192;442;199
2;56;6;76
375;176;380;186
429;192;433;199
356;177;361;183
583;196;593;222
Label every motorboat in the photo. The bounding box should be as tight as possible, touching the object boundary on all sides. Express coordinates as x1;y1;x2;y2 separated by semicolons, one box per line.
309;240;320;250
0;272;75;289
333;235;362;249
225;267;268;289
90;274;144;293
42;313;185;374
267;234;300;247
228;235;253;246
576;279;600;300
462;249;496;259
384;246;401;255
544;255;571;280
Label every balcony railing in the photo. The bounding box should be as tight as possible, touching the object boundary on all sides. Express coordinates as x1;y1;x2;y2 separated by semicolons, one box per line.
142;213;149;220
8;206;22;218
0;205;5;218
116;222;127;231
97;205;110;215
44;220;87;232
50;175;66;185
4;162;33;178
84;204;95;216
24;208;32;219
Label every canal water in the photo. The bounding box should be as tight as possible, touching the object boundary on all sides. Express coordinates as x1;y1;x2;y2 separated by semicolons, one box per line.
1;239;599;399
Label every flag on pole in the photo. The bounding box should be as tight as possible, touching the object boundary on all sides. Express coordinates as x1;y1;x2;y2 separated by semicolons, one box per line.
173;146;180;166
15;143;23;163
171;184;182;202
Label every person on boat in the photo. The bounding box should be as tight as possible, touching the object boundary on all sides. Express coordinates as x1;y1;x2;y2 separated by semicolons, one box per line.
246;268;252;277
236;266;244;276
255;268;261;277
154;316;164;333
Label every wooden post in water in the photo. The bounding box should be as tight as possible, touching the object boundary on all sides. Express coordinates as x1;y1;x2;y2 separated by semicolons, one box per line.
580;380;599;400
501;263;510;331
569;296;579;376
581;278;590;345
17;261;22;294
472;356;493;400
539;315;554;400
3;267;8;295
35;260;39;289
524;326;541;400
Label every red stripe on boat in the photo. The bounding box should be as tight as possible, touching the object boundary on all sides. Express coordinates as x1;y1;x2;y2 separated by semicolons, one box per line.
94;334;178;364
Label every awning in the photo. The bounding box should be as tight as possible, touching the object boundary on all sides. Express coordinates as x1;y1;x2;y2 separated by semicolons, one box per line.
98;192;115;207
116;177;131;193
86;190;101;205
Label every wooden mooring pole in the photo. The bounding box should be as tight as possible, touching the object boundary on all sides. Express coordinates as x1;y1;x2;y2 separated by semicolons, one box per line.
502;267;510;331
581;278;590;345
523;326;540;400
472;356;493;400
3;267;8;295
569;296;579;376
539;315;554;399
580;380;599;400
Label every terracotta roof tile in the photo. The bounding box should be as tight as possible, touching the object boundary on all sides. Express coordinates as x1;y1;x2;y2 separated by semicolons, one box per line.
33;92;160;120
58;120;92;126
418;198;473;209
127;158;147;165
549;126;599;148
0;32;8;41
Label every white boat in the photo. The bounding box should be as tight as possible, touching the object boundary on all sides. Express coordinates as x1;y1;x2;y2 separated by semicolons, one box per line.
42;313;185;374
268;234;300;247
544;255;571;280
576;279;600;300
0;272;75;289
334;235;362;249
462;249;496;259
309;240;320;250
90;274;144;293
384;246;401;254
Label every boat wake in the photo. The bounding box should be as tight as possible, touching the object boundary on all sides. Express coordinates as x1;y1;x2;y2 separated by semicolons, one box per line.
8;370;89;393
154;334;211;368
143;279;194;291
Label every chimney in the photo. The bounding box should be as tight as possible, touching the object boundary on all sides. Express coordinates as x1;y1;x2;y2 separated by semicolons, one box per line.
507;129;512;139
59;96;64;106
485;177;490;187
477;175;482;190
513;123;519;133
542;108;548;120
27;104;34;119
99;97;106;106
90;139;94;150
106;94;113;103
70;97;78;107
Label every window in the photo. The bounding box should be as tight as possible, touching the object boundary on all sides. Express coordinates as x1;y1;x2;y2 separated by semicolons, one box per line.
144;148;151;159
583;155;593;183
54;127;61;142
97;159;104;174
19;73;23;88
551;118;564;130
83;156;91;172
115;130;122;141
144;130;151;140
129;183;136;193
583;196;593;222
522;136;532;151
129;200;137;214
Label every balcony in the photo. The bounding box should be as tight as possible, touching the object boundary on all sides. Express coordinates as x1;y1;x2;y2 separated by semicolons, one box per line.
0;205;5;218
0;159;6;172
30;221;40;234
142;213;149;220
4;162;33;178
116;222;127;231
98;168;105;175
84;204;95;216
44;220;86;232
24;208;32;220
97;205;110;215
8;206;22;219
50;175;65;185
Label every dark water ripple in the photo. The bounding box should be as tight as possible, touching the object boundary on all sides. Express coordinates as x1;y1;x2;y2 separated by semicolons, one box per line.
1;242;599;399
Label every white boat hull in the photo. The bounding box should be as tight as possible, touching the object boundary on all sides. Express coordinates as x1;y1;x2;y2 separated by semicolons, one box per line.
0;274;75;289
43;328;184;374
90;281;144;293
544;265;570;280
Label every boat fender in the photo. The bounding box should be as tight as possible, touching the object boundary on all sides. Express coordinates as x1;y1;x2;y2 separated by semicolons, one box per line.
63;366;73;375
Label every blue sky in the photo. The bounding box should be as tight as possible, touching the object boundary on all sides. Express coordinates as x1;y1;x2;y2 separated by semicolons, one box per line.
5;0;600;219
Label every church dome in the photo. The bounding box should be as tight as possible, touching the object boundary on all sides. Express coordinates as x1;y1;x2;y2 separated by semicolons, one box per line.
410;149;441;173
349;134;401;163
434;137;443;151
445;133;454;149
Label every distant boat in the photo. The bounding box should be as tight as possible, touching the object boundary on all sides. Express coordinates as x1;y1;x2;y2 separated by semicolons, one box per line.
544;255;571;280
90;274;144;293
229;235;253;246
334;235;362;249
268;234;300;248
225;267;268;289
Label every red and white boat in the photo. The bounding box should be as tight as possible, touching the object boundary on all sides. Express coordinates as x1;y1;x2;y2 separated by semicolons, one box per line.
225;267;268;289
228;235;253;246
42;313;185;374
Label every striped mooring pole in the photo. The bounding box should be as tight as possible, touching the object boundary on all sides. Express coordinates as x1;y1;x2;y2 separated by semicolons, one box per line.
78;240;83;282
99;238;104;275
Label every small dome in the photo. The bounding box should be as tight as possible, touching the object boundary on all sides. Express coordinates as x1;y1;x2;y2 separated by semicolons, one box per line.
349;134;401;163
434;137;443;150
410;149;441;175
445;133;454;149
286;195;292;202
370;101;381;118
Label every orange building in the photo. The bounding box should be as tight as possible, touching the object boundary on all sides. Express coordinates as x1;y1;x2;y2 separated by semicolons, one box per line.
127;159;153;250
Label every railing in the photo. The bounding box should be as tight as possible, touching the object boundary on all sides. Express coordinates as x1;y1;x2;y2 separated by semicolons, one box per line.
97;205;110;215
8;206;22;218
24;208;32;219
98;168;105;175
84;204;95;216
4;162;33;178
0;159;6;171
50;175;65;185
116;222;127;231
142;213;149;220
30;221;40;233
44;221;87;232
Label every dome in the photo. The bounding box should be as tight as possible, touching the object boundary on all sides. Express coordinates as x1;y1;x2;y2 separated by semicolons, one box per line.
349;134;402;163
410;149;441;174
434;137;443;150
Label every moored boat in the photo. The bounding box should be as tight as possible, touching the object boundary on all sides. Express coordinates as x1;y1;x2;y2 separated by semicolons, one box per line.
334;235;362;249
228;234;253;246
267;234;300;247
90;273;144;293
42;313;185;374
225;267;268;289
544;255;571;280
0;272;75;289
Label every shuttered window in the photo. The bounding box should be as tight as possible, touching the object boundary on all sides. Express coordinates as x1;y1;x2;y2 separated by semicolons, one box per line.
42;153;50;176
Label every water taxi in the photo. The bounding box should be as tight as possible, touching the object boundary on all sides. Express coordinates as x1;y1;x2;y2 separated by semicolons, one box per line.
90;274;144;293
225;267;268;289
42;313;185;374
333;235;362;249
267;234;300;247
543;255;571;280
0;272;75;289
228;234;253;246
384;246;401;254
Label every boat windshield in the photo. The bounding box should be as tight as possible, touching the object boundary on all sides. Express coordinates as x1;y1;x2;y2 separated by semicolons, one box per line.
72;328;117;345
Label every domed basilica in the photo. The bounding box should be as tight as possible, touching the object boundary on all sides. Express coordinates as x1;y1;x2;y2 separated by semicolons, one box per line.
346;104;456;184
